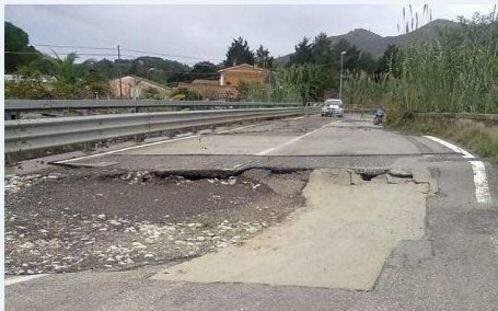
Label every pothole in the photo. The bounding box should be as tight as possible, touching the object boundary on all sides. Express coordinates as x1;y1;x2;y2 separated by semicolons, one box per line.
358;172;380;181
350;168;414;184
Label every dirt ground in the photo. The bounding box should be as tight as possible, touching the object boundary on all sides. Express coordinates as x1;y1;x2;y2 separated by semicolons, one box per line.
5;167;309;275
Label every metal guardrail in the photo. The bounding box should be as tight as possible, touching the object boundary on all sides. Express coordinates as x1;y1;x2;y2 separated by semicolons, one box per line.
5;107;308;154
5;99;301;112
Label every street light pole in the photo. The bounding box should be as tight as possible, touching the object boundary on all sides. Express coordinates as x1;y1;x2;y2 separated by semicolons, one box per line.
117;45;123;99
339;51;346;100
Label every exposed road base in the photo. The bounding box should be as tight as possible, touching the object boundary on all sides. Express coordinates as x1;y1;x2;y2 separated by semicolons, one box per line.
153;168;434;290
5;168;308;276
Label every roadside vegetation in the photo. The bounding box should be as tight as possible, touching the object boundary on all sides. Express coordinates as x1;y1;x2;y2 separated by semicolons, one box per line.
393;116;498;164
342;10;497;114
341;9;497;162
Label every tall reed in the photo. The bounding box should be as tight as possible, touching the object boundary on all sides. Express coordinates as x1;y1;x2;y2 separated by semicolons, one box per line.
344;11;498;114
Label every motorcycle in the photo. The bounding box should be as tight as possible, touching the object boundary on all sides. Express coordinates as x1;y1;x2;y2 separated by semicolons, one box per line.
373;108;386;126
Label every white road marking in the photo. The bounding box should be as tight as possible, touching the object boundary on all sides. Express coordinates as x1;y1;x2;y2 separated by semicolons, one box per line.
231;163;245;170
424;135;491;204
54;135;199;164
469;160;492;203
256;120;338;156
424;135;474;158
288;116;305;120
5;274;47;286
231;160;259;170
54;124;257;164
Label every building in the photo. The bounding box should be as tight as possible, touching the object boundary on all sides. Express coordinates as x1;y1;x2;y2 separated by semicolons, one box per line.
218;64;270;87
176;81;239;101
170;64;271;101
109;76;168;99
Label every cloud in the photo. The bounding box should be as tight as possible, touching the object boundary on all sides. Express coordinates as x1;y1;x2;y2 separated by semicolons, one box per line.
5;4;491;65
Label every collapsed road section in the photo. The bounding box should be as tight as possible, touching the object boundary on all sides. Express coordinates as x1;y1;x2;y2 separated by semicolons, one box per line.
153;168;437;291
4;168;308;275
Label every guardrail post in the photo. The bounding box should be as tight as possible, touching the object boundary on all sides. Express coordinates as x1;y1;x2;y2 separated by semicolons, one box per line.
6;153;13;164
83;142;96;152
134;134;145;142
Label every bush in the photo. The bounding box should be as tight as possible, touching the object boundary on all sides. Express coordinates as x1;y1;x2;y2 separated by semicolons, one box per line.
237;81;270;102
5;80;53;99
142;87;164;100
170;87;202;100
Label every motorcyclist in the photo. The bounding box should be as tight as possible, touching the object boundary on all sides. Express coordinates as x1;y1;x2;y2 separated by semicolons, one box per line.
374;105;386;125
376;106;386;117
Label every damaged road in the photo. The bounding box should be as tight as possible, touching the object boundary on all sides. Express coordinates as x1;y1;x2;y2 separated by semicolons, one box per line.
5;115;498;310
5;167;308;275
153;168;435;290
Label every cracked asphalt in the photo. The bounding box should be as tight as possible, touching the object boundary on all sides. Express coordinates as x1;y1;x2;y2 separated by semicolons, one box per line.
5;114;498;310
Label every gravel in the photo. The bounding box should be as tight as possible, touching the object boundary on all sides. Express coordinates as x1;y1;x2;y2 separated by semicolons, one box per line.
5;168;308;275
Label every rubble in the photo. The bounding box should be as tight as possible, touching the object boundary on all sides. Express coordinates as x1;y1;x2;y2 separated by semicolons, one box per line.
4;216;269;275
4;168;305;275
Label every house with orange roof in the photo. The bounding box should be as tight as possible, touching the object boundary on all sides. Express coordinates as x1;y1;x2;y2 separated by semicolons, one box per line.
218;64;270;87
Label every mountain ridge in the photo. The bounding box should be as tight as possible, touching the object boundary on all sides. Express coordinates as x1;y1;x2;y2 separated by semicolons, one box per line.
277;19;459;64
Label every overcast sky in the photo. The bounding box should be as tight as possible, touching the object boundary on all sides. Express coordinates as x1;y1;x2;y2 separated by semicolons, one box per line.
5;3;496;65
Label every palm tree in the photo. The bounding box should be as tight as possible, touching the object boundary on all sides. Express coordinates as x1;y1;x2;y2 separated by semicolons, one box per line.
46;52;84;84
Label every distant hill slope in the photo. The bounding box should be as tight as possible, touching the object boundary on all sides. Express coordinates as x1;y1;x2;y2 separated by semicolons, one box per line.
277;19;458;64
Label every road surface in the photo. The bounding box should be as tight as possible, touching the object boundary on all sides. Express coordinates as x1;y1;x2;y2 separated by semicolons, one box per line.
5;114;498;310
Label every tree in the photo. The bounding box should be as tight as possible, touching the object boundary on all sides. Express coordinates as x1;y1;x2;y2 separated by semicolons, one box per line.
310;32;334;65
5;22;41;73
289;37;312;65
46;52;83;84
82;58;116;80
376;44;402;77
224;37;255;67
45;53;98;99
276;64;326;103
255;45;274;69
352;52;377;73
191;61;219;79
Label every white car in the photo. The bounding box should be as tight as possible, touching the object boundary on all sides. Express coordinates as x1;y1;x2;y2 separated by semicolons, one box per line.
321;99;344;117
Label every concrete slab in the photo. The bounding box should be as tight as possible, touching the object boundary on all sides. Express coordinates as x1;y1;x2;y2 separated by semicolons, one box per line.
121;135;297;155
153;169;429;290
270;125;423;155
120;124;448;157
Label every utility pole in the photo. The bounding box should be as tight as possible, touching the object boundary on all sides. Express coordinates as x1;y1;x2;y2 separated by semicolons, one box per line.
339;51;346;100
117;45;123;99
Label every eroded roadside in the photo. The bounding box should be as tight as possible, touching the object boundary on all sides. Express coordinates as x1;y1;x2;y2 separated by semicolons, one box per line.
4;167;309;276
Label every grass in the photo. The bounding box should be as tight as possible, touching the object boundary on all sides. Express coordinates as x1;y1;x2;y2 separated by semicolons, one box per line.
387;116;498;164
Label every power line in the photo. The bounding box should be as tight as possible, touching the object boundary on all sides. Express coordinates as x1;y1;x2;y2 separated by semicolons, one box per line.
29;43;223;62
5;51;223;76
5;51;134;58
121;48;223;61
31;44;116;51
